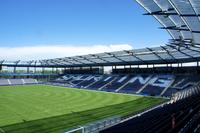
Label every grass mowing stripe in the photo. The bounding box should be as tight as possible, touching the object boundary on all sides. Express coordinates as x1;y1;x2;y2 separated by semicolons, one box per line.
0;85;140;126
0;128;5;133
2;98;166;133
0;85;166;133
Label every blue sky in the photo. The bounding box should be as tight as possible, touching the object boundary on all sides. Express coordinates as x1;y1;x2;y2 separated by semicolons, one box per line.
0;0;170;60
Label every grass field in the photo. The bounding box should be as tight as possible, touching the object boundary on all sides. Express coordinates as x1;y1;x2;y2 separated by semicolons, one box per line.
0;84;166;133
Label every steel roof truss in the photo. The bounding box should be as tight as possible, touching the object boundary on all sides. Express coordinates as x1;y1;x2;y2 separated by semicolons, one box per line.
146;47;168;63
78;56;98;64
90;54;111;63
168;45;197;60
123;50;147;64
105;52;129;64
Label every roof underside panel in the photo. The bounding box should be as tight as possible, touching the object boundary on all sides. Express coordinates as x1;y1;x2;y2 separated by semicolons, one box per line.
137;0;200;44
2;45;200;67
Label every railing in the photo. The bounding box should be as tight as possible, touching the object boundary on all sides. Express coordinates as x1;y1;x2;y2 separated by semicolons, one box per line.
64;116;121;133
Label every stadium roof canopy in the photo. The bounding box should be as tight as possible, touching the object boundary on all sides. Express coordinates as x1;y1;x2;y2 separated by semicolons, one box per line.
1;45;200;67
1;0;200;68
136;0;200;45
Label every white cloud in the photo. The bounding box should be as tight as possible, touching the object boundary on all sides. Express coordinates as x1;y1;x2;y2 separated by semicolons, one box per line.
0;44;133;61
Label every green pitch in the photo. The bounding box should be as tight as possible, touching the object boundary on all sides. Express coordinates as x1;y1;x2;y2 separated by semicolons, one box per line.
0;85;166;133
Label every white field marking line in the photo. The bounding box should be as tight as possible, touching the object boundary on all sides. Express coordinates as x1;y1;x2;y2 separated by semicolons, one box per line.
43;83;170;100
43;84;147;97
0;83;41;87
0;83;169;100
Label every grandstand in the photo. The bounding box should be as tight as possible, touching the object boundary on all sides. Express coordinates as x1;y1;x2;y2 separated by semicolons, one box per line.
53;73;196;97
0;78;38;86
0;0;200;133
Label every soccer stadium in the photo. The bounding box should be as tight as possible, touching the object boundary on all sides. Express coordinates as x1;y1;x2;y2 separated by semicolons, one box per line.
0;0;200;133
